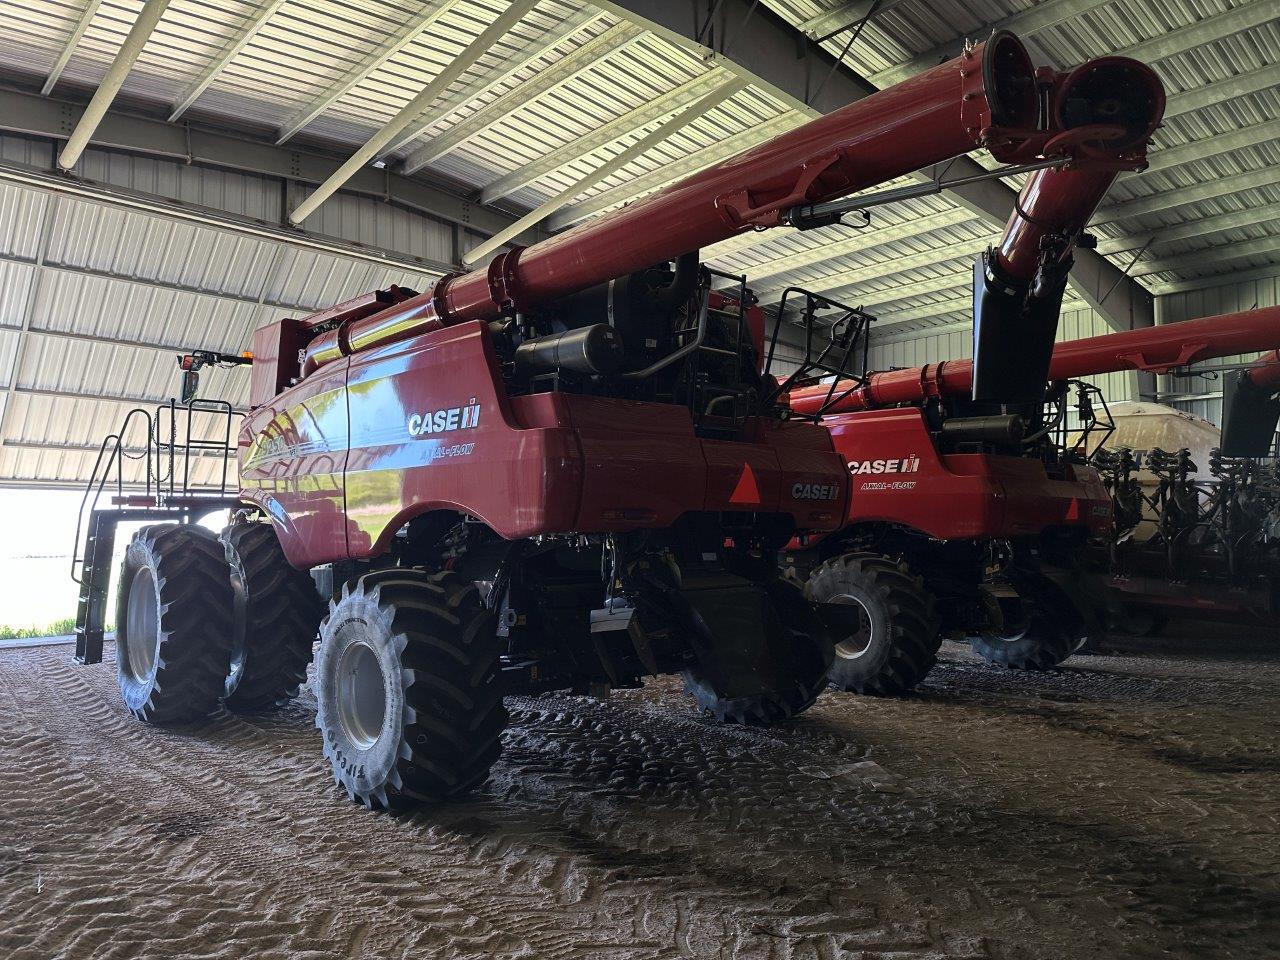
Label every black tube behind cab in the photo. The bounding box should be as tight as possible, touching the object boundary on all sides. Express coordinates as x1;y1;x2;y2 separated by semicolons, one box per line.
938;413;1026;445
555;251;701;363
514;324;625;376
970;250;1069;404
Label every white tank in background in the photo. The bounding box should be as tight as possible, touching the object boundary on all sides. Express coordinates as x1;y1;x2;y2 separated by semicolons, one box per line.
1106;401;1221;482
1102;401;1222;539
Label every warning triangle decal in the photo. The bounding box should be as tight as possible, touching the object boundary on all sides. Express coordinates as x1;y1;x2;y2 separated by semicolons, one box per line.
728;463;761;505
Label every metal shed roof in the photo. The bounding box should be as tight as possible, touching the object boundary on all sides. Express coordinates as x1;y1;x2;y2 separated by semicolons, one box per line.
0;0;1274;487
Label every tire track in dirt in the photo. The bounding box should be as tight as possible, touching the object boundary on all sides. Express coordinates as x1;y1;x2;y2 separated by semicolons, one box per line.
3;639;1280;958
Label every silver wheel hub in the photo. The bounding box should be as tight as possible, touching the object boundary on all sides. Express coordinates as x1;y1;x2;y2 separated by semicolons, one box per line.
226;549;248;695
123;566;161;681
335;640;387;749
829;593;874;660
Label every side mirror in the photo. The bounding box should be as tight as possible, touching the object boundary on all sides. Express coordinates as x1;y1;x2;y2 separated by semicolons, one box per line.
180;369;200;405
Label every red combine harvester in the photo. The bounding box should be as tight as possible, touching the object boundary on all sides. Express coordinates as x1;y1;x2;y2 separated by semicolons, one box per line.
787;304;1280;693
73;32;1162;807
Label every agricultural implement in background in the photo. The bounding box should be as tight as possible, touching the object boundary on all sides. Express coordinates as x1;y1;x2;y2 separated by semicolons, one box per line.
75;31;1171;807
1095;438;1280;632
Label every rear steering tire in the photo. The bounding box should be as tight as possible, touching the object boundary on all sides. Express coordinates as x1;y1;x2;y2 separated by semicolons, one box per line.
313;569;507;808
805;552;941;696
115;524;235;724
220;522;324;712
682;577;834;725
969;575;1082;670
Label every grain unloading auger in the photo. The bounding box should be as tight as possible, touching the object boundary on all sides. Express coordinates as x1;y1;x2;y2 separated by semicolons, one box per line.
76;31;1159;807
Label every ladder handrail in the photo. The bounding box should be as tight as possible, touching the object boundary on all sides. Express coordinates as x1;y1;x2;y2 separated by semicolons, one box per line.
71;407;155;585
72;399;242;587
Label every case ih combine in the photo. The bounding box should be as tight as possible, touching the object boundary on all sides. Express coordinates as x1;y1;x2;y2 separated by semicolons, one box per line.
73;32;1170;807
788;304;1280;693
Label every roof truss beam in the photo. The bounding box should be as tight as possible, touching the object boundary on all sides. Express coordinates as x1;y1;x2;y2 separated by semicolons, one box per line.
736;207;975;287
383;7;606;161
399;20;645;175
1144;117;1280;176
58;0;173;170
871;0;1275;90
755;238;988;304
869;0;1112;87
1131;235;1280;279
463;76;744;265
1114;0;1276;65
798;1;911;40
1099;205;1280;257
1099;165;1280;224
546;113;800;230
1161;61;1280;121
288;0;538;225
168;0;288;121
274;0;460;144
0;86;535;245
42;0;105;95
874;294;1090;330
479;67;731;205
1149;264;1280;297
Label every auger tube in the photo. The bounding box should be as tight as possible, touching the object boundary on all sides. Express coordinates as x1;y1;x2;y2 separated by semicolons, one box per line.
300;33;1160;376
790;305;1280;417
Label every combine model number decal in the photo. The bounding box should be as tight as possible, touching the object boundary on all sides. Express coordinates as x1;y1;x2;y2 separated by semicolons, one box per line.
408;400;481;437
791;482;840;501
847;456;921;475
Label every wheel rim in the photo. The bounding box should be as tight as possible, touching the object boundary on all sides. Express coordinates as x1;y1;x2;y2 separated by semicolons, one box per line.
335;640;387;749
225;547;248;696
123;566;161;681
829;593;874;660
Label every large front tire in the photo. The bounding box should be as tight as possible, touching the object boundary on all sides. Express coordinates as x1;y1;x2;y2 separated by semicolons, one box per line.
682;578;834;725
114;524;234;724
314;569;507;808
805;552;940;696
220;522;324;712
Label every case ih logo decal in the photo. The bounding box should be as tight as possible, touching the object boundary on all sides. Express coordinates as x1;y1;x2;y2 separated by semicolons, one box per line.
792;482;839;501
847;455;921;475
408;400;481;437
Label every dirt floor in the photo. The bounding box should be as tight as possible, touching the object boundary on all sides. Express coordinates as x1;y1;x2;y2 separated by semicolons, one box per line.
2;630;1278;960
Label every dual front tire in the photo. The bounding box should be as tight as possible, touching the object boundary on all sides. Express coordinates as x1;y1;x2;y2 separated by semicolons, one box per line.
114;524;508;808
115;521;321;723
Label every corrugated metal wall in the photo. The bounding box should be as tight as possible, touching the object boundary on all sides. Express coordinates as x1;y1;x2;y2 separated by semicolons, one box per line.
0;131;459;488
1154;272;1280;426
